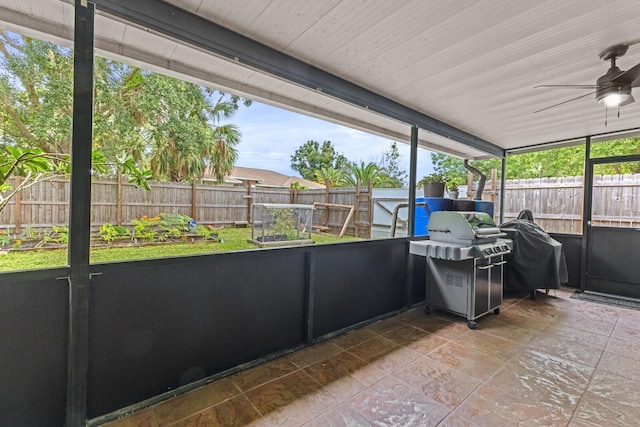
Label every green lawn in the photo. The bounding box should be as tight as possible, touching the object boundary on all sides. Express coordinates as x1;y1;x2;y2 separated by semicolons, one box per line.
0;227;358;272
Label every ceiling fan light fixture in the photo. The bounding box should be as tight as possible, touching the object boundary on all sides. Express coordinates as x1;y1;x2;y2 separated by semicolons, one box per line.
602;92;629;107
596;85;631;107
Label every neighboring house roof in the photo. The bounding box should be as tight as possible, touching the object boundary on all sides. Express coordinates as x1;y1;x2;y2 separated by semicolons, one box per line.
204;166;324;189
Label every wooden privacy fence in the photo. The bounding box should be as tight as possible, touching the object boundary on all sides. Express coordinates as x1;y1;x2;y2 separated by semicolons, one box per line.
4;174;639;236
494;174;640;234
0;177;373;237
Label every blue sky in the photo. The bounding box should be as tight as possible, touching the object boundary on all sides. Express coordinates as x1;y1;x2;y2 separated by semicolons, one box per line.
232;101;436;183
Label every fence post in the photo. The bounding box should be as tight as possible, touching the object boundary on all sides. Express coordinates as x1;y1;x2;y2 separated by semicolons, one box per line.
490;168;497;203
466;172;474;199
116;173;123;225
324;186;330;227
246;180;257;223
13;176;22;233
191;178;197;220
368;180;373;239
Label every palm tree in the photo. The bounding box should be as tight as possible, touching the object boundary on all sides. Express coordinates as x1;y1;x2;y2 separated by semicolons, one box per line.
314;167;347;188
343;161;396;187
127;71;247;182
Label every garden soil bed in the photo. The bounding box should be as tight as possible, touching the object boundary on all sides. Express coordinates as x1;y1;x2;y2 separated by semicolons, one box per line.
3;233;218;252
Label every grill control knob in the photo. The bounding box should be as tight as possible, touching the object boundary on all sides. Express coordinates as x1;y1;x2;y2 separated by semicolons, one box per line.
484;248;492;255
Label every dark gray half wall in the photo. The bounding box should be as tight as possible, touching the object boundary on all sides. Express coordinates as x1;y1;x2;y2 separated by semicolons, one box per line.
0;276;68;427
312;239;408;337
87;249;307;418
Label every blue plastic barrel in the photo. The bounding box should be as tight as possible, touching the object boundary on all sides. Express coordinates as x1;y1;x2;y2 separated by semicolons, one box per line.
415;197;453;236
475;201;494;218
414;198;428;236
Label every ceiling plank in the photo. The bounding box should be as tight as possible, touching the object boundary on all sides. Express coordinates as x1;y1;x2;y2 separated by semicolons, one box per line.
91;0;504;157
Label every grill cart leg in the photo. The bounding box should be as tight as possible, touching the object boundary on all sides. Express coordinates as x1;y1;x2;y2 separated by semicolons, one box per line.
467;320;477;329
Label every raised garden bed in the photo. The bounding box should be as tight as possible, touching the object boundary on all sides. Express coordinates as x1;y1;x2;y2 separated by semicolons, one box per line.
2;233;219;252
247;234;314;248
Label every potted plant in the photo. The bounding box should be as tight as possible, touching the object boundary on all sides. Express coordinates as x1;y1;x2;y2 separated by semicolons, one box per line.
417;173;445;198
446;178;460;199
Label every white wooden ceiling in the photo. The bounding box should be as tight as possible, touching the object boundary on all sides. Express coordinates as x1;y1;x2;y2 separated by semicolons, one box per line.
2;0;640;158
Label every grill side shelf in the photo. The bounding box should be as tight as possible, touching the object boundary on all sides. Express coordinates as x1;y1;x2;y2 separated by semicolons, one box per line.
409;240;474;261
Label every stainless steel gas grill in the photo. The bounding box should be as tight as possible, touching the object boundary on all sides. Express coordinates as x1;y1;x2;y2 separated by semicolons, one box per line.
409;211;512;329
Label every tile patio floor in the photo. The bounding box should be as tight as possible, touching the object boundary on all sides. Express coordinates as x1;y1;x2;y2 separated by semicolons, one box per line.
102;289;640;426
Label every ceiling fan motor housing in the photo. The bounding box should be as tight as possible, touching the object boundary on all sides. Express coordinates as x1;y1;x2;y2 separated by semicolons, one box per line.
595;66;631;103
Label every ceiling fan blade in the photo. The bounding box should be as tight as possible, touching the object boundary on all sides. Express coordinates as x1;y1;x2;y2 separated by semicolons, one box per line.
535;84;599;89
613;62;640;86
620;94;635;107
534;90;599;114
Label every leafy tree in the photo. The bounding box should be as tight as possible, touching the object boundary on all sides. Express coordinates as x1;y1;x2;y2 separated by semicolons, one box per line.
430;138;640;182
0;33;73;154
0;147;67;213
378;142;407;186
430;153;470;184
0;31;250;184
291;140;348;180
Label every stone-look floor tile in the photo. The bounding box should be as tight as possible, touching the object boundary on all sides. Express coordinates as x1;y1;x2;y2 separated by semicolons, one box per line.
347;334;422;374
437;411;480;427
404;332;449;355
495;305;555;330
598;350;640;382
393;357;480;409
475;316;539;345
405;314;468;340
363;316;404;335
329;329;377;350
102;409;158;427
357;345;421;374
153;378;240;425
302;405;372;427
501;291;529;309
485;349;592;410
230;358;299;392
347;335;400;361
613;319;640;343
97;297;640;427
245;370;337;426
554;311;617;336
395;306;429;323
420;342;504;382
619;309;640;322
167;395;264;427
285;341;343;368
457;384;574;426
453;330;521;363
568;300;621;319
346;377;449;427
304;352;386;400
526;333;604;367
381;324;448;355
606;336;640;359
381;324;428;346
396;328;449;355
514;294;568;313
541;323;610;351
569;391;640;427
587;369;640;408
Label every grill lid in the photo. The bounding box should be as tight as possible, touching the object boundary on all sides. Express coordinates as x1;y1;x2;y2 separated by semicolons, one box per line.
427;211;505;245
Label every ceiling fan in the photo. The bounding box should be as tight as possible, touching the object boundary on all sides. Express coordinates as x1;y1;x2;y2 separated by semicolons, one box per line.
535;44;640;116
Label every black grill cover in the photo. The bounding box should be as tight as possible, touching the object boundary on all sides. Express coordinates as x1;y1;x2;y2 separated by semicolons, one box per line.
499;219;568;290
